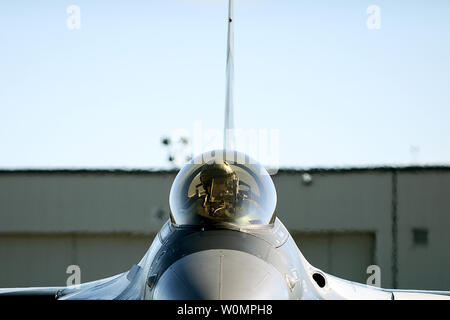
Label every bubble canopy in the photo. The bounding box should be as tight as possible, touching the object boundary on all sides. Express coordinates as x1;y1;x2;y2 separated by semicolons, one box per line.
169;150;277;229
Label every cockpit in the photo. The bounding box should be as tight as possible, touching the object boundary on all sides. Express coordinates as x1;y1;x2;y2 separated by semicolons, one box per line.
169;150;277;229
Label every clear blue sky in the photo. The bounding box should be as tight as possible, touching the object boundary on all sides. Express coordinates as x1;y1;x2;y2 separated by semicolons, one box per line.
0;0;449;169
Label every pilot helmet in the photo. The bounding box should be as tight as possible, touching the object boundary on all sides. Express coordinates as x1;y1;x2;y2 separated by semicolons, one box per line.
199;162;239;218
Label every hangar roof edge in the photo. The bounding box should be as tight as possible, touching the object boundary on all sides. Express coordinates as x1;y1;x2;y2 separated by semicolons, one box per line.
0;165;450;175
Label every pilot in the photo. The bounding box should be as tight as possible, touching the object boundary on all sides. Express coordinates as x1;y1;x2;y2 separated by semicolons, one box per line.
180;161;265;225
198;162;240;220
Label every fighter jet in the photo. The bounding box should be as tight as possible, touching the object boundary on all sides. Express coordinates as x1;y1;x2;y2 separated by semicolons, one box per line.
1;0;449;300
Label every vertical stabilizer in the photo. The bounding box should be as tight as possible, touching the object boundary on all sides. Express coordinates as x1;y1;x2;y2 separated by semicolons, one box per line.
224;0;235;150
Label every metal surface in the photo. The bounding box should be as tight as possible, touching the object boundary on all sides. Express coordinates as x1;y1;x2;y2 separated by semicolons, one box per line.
224;0;235;150
153;249;290;300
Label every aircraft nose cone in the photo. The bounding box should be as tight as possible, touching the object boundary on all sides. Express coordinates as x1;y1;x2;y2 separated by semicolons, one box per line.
153;249;291;300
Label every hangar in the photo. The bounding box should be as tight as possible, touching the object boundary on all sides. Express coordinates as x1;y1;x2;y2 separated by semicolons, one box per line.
0;166;449;290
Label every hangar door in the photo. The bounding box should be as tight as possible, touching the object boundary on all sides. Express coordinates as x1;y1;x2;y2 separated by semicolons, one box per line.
292;232;375;284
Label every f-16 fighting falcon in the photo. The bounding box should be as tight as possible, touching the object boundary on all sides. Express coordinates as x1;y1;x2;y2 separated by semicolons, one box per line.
1;0;449;300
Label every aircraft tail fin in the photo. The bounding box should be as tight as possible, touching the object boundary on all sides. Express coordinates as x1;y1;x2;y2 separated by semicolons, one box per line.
224;0;235;150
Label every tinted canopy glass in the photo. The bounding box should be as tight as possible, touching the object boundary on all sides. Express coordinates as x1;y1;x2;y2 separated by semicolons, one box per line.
169;150;277;228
